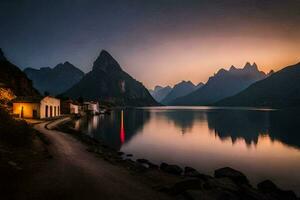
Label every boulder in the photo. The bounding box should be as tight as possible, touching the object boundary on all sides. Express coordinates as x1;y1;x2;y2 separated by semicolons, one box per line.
125;159;147;172
257;180;279;193
206;177;239;192
257;180;298;200
184;189;239;200
184;166;201;177
160;162;183;175
136;159;158;169
239;184;267;200
136;158;149;164
168;178;204;195
147;162;159;169
214;167;249;185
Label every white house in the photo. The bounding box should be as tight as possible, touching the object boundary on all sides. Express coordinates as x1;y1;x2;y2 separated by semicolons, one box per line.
83;101;99;115
61;100;80;115
13;96;61;119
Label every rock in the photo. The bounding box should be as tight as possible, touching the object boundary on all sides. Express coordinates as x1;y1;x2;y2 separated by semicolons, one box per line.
239;184;267;200
125;159;135;164
86;147;95;152
95;148;103;154
206;177;239;192
184;188;239;200
257;180;279;193
126;154;133;157
8;161;17;167
184;166;201;177
136;158;149;164
214;167;249;185
8;161;22;170
257;180;298;200
133;162;148;172
160;162;183;175
169;178;204;195
148;162;159;169
125;159;147;172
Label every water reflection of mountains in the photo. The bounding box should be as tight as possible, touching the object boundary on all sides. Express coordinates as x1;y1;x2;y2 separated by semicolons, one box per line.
206;109;300;148
152;109;300;148
79;108;300;150
79;109;151;150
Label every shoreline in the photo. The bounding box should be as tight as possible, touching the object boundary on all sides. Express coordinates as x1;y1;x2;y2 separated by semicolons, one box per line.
54;116;299;200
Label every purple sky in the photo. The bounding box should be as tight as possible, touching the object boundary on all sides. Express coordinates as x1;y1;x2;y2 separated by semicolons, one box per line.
1;0;299;88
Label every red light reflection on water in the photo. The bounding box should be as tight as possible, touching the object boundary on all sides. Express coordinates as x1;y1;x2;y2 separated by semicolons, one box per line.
120;110;125;143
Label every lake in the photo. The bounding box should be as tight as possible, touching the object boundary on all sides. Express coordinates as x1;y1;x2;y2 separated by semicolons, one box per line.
72;106;300;194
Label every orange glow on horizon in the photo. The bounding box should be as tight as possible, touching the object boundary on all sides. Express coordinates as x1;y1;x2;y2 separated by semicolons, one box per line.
121;33;300;89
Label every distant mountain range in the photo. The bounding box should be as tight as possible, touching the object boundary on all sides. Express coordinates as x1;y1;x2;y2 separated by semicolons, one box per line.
63;50;158;106
149;85;172;102
149;82;204;104
169;62;267;105
24;62;84;95
216;62;300;108
161;81;203;105
2;46;299;109
0;48;39;97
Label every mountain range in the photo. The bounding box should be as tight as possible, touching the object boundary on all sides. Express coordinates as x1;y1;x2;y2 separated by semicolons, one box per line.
216;62;300;108
149;85;172;102
63;50;158;106
161;81;203;105
24;62;84;95
149;82;204;104
2;47;299;109
0;49;39;97
169;62;267;105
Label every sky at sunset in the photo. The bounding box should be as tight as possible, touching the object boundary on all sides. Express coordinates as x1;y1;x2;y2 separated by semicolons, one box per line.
0;0;299;88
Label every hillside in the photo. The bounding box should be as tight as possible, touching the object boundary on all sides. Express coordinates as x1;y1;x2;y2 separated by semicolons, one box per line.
63;50;158;106
216;62;300;108
24;62;84;95
169;63;267;105
0;48;39;97
161;81;197;105
149;85;172;102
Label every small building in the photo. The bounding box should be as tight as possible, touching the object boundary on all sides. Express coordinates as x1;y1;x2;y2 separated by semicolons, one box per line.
83;101;99;115
61;100;80;115
12;96;60;119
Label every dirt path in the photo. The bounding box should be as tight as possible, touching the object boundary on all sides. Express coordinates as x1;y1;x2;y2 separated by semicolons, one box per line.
17;118;170;200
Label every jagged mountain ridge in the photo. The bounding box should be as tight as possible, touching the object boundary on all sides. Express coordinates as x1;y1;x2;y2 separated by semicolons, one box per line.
149;85;172;102
169;62;267;105
0;48;39;97
161;80;199;105
63;50;158;106
24;62;84;95
216;62;300;108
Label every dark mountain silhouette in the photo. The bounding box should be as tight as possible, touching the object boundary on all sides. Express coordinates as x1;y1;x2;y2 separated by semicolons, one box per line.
161;80;197;105
169;62;267;105
149;85;162;94
216;62;300;108
0;48;39;96
63;50;158;106
195;82;204;90
24;62;84;95
206;108;300;148
149;85;172;102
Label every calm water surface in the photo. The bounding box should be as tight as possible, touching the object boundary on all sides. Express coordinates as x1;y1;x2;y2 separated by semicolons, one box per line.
73;107;300;194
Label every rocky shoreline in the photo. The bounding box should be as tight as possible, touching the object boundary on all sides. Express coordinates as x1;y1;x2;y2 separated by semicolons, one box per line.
56;118;299;200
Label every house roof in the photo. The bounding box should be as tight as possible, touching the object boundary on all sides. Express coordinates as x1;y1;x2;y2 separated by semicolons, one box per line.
12;96;43;103
84;101;98;105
